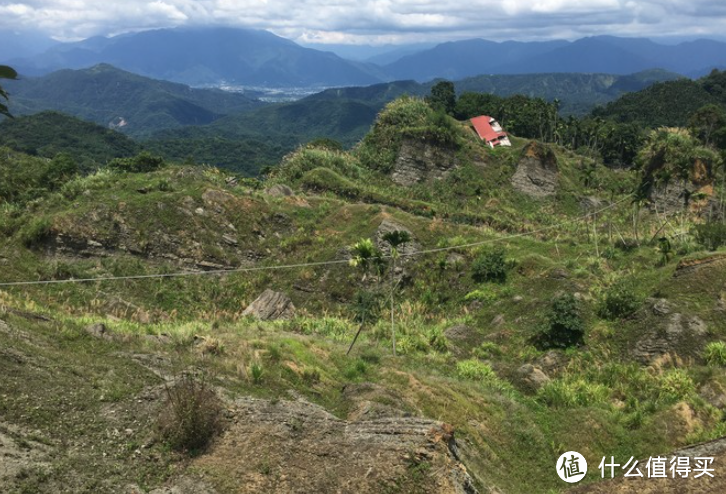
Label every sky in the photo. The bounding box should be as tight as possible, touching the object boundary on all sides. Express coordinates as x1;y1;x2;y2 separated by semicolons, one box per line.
1;0;726;45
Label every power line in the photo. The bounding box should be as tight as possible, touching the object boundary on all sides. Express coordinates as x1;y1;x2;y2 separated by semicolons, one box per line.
0;195;633;288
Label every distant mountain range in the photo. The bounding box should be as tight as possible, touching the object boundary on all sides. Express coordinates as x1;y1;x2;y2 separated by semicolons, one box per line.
7;27;384;87
384;36;726;81
5;28;726;88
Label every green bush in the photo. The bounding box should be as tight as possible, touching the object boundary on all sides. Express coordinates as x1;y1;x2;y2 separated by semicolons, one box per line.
657;369;696;403
456;359;497;381
536;293;586;349
538;379;610;408
471;247;507;283
108;151;165;173
704;341;726;366
598;279;641;319
693;222;726;251
157;374;223;453
18;217;52;248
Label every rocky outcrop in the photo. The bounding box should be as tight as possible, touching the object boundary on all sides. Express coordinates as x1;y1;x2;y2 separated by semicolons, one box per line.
645;158;716;214
194;396;479;494
391;138;459;186
511;141;558;198
242;289;296;320
264;184;294;197
632;299;708;364
674;254;726;278
374;219;420;258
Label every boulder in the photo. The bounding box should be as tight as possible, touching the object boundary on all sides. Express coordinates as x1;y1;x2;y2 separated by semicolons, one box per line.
516;364;551;392
85;323;113;341
264;184;294;197
511;141;558;198
242;289;296;320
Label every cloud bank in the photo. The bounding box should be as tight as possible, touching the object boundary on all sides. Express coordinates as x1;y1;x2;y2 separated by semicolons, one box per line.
1;0;725;43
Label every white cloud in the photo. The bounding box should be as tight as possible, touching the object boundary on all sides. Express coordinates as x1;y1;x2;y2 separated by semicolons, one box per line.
0;0;724;43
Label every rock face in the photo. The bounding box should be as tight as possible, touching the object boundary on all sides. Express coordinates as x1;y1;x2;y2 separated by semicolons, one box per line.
646;158;715;214
511;141;558;198
242;289;296;320
391;138;459;186
633;300;708;364
193;397;479;494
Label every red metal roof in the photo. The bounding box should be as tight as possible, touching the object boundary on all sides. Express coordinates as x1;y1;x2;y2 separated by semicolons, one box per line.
470;115;507;143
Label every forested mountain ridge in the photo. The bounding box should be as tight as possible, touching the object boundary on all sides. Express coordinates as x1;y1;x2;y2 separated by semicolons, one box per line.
594;69;726;128
3;64;263;137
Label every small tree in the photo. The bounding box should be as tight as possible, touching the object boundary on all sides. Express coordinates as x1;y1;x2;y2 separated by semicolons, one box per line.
471;247;507;283
0;65;18;118
427;80;456;115
536;293;585;349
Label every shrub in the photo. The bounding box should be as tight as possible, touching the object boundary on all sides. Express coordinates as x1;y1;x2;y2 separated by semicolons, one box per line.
18;216;52;248
456;359;496;381
250;363;264;384
598;279;641;319
538;379;610;408
693;222;726;251
108;151;165;173
536;293;586;349
471;247;507;283
704;341;726;366
657;369;696;403
157;373;223;453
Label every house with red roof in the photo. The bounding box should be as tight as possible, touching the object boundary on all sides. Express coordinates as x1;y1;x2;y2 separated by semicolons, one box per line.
470;115;511;148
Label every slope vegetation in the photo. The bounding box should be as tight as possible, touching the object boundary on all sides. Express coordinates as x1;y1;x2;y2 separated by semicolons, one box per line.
1;97;726;493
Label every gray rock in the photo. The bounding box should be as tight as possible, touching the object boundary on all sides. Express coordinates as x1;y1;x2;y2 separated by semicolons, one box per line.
700;382;726;410
633;313;708;364
242;289;296;320
580;196;605;211
374;219;419;258
649;298;673;316
548;267;571;279
391;138;458;186
491;315;505;327
445;324;473;341
85;323;113;340
516;364;551;392
264;184;294;197
511;141;558;198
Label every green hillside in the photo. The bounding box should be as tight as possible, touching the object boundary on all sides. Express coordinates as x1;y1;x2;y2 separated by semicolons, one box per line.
0;111;141;169
593;69;726;127
4;64;263;137
2;96;726;493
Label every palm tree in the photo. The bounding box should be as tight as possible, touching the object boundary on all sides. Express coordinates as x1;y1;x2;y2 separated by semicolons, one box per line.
381;230;411;357
347;238;385;355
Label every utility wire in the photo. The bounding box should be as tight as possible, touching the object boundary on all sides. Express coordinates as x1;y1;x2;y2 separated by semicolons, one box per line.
0;194;633;288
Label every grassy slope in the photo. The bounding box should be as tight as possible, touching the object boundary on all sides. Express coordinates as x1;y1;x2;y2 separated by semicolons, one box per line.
1;97;726;493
